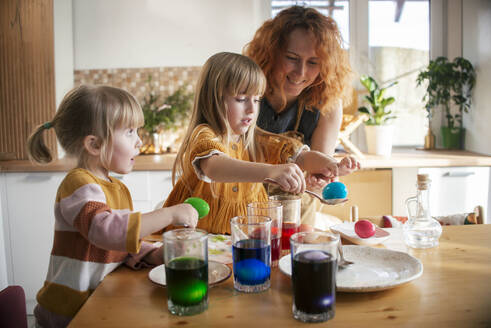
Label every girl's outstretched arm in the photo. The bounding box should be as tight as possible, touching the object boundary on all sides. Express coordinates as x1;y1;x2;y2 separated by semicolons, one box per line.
139;203;198;238
200;154;306;193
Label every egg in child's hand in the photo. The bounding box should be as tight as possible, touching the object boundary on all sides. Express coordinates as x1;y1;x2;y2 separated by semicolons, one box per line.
354;220;375;238
322;181;348;200
184;197;210;219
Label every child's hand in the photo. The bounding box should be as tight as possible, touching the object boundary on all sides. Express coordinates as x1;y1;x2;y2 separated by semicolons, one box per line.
172;203;199;228
266;163;306;194
338;156;360;176
143;246;164;266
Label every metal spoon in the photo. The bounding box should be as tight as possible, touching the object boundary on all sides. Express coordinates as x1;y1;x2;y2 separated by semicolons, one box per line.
263;178;348;205
337;241;354;269
304;190;349;206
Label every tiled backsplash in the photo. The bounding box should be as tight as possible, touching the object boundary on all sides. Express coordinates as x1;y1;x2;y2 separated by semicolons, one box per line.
74;66;202;102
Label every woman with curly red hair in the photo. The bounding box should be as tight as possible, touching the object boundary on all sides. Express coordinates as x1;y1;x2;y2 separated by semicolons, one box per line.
244;6;356;224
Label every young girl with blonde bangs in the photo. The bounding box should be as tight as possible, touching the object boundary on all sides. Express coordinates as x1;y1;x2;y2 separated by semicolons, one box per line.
27;85;198;327
163;52;358;234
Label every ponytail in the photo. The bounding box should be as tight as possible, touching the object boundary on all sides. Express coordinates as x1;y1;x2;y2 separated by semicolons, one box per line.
27;121;54;164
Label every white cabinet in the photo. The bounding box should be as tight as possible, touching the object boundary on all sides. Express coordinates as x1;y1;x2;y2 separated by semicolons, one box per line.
0;170;173;314
0;172;65;313
112;171;173;212
393;167;490;223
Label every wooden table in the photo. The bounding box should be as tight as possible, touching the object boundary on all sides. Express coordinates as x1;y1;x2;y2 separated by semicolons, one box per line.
69;225;491;327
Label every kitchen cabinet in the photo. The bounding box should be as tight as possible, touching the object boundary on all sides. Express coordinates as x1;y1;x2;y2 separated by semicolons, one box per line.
393;166;490;222
319;169;392;220
0;170;173;314
0;172;64;313
321;166;490;223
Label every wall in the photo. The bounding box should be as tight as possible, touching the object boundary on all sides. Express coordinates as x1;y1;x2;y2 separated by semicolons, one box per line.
54;0;74;108
463;0;491;156
72;0;270;69
0;177;9;290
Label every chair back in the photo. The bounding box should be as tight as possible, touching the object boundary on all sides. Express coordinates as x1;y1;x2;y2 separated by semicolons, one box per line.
0;285;28;328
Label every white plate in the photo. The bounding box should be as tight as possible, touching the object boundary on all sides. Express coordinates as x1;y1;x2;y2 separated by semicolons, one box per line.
207;234;233;264
330;222;390;246
148;260;231;287
279;245;423;292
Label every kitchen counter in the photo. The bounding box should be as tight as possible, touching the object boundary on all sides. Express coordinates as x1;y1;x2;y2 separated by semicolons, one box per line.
2;148;491;172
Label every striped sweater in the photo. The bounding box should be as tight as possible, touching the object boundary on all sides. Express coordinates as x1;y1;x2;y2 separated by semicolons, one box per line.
36;168;157;324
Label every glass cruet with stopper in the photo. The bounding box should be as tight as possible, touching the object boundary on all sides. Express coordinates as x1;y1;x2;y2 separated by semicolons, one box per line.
403;174;442;248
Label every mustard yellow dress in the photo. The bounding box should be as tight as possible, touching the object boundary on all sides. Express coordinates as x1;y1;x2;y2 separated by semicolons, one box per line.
163;124;303;234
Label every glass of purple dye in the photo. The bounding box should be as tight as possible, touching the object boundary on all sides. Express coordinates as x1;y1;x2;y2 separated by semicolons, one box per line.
290;231;340;323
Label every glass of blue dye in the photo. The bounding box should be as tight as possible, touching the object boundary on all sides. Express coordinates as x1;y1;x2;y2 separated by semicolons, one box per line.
163;228;208;316
230;215;272;293
290;231;339;323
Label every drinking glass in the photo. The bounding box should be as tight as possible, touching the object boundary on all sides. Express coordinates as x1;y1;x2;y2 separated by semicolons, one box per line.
163;228;208;316
247;201;283;267
269;195;301;255
290;231;339;323
230;215;271;293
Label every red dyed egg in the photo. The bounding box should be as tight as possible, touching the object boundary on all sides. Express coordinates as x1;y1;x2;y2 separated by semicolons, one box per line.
299;224;314;232
354;220;375;238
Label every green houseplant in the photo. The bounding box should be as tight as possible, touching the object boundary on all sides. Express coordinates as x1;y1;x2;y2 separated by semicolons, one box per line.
358;75;398;126
416;56;476;149
358;75;398;156
142;76;193;134
141;76;193;153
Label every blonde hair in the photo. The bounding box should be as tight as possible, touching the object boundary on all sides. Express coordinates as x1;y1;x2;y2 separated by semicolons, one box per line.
173;52;267;187
27;85;144;169
244;5;353;114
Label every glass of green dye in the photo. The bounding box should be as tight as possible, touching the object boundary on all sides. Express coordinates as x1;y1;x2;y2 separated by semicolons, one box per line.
163;228;208;316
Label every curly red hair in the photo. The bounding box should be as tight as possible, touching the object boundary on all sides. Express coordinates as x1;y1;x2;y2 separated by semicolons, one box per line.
244;6;353;115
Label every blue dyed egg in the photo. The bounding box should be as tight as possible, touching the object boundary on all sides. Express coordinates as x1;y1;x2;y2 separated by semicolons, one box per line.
322;182;348;200
234;259;270;285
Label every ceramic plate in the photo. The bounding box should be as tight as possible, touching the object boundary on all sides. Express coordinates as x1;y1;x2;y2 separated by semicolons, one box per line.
330;222;390;246
148;260;231;287
207;234;233;264
279;245;423;292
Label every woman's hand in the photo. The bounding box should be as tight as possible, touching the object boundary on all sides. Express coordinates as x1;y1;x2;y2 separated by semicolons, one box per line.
266;163;306;194
305;173;332;190
296;150;338;182
338;155;360;176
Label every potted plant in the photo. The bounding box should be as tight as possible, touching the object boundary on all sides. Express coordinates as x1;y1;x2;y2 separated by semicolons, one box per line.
141;76;193;153
358;75;398;156
416;56;476;149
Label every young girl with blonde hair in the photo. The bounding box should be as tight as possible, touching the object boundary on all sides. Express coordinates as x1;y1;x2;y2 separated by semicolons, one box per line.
27;85;198;327
164;52;358;234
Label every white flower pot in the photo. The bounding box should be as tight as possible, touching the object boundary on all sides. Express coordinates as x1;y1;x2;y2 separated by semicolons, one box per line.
364;125;394;157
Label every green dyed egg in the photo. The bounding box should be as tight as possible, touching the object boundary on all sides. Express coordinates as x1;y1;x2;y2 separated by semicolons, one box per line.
172;279;208;305
184;197;210;219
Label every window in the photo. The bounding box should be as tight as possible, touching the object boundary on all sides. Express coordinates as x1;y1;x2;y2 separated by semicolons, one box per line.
271;0;432;147
368;0;430;146
271;1;349;44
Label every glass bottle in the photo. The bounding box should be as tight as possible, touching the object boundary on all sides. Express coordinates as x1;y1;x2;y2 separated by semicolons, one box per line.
403;174;442;248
